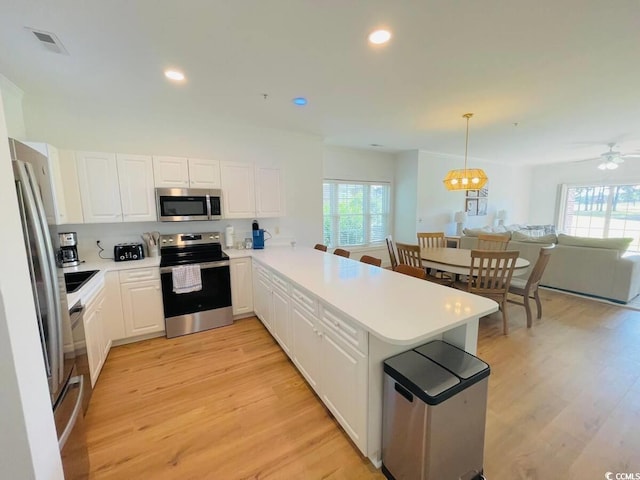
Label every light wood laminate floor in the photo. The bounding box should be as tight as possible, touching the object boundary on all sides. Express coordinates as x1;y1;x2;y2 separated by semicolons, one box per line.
85;290;640;479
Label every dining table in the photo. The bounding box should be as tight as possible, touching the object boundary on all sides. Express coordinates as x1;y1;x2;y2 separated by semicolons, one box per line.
421;247;530;276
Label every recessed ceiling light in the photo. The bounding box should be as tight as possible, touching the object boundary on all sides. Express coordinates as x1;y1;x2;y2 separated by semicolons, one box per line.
293;97;308;106
368;29;391;45
164;69;185;81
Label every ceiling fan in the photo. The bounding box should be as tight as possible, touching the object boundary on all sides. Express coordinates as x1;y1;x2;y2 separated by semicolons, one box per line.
589;143;640;170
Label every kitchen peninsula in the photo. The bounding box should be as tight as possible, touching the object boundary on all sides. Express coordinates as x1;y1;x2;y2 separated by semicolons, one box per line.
242;246;498;466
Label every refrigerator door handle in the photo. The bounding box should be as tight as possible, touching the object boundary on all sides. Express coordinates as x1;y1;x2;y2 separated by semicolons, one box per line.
24;161;66;383
15;180;52;377
14;160;61;389
58;375;84;450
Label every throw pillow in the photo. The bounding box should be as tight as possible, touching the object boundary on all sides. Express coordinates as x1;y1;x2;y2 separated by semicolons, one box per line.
462;227;492;237
557;234;633;251
511;231;557;244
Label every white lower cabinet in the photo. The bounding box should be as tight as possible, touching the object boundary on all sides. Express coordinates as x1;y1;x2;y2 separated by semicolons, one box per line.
119;268;164;337
252;259;369;454
230;257;254;316
84;283;111;387
272;285;291;355
291;302;322;393
320;326;368;452
253;263;273;332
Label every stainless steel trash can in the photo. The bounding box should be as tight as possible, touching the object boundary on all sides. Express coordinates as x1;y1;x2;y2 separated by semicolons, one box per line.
382;340;490;480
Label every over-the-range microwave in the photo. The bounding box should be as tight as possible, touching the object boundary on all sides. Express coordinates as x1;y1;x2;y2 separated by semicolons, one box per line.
155;187;222;221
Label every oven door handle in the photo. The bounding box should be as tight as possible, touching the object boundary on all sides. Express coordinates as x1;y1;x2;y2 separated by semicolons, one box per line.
160;261;230;274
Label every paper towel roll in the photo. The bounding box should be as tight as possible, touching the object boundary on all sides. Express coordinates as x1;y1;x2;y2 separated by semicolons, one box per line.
225;225;234;248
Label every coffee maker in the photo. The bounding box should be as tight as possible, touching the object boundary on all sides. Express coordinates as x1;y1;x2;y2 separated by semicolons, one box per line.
58;232;80;267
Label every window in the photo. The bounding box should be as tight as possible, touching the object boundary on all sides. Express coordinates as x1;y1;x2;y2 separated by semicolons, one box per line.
559;183;640;251
323;180;391;247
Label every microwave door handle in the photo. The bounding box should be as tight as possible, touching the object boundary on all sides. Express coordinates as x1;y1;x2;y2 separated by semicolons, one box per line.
206;194;212;220
14;178;52;378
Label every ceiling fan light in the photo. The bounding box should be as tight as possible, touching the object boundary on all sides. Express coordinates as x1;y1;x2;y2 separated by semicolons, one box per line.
607;162;618;170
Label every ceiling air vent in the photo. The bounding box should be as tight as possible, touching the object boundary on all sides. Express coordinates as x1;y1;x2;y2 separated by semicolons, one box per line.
25;27;69;55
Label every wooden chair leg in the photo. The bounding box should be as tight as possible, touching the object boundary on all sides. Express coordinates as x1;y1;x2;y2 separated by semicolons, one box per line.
523;291;533;328
534;288;543;319
501;300;509;335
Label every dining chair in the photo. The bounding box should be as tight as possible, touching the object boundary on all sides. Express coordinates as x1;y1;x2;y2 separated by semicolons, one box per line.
333;248;351;258
417;232;447;249
417;232;453;283
477;233;510;251
396;242;452;286
507;245;554;327
395;242;423;267
394;264;426;279
455;249;519;335
314;244;328;252
360;255;382;267
385;235;399;270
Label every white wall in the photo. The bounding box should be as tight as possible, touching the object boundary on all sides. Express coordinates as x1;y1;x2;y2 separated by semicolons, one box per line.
395;149;532;242
22;95;324;249
393;150;419;243
529;160;640;225
0;74;26;139
323;146;395;183
0;91;64;480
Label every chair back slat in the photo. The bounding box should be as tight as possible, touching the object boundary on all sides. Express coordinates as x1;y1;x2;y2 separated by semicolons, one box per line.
394;264;426;279
360;255;382;267
386;235;398;270
333;248;351;258
417;232;446;249
395;242;423;268
469;250;519;296
477;233;510;251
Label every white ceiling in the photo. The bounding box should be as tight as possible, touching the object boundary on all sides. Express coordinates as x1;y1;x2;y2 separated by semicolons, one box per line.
0;0;639;165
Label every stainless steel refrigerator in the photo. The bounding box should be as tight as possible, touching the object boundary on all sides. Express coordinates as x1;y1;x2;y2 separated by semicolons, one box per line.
10;138;90;479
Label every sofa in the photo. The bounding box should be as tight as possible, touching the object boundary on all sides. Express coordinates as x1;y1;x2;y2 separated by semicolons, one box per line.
460;229;640;303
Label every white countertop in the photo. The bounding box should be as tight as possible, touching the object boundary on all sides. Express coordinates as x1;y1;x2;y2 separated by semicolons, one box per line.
250;246;498;345
64;256;161;308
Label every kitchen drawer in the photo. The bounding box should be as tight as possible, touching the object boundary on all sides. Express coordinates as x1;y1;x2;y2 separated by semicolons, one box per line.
271;272;289;295
291;286;318;316
119;267;160;283
321;305;368;355
253;262;270;281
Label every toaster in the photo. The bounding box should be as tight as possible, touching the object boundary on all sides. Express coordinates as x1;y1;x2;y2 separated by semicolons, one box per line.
114;243;145;262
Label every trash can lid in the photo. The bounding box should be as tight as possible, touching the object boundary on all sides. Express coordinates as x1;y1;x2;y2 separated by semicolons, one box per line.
414;340;489;380
384;350;460;404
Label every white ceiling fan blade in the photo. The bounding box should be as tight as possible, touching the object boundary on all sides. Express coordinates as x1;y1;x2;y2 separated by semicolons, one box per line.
621;153;640;158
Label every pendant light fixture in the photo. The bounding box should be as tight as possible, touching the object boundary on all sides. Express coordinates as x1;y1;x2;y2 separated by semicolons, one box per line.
443;113;488;191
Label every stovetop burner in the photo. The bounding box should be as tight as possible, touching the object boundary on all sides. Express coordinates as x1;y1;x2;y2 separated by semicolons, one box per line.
159;232;228;267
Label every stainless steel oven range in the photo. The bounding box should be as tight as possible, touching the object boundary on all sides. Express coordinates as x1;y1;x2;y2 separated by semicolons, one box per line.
159;232;233;338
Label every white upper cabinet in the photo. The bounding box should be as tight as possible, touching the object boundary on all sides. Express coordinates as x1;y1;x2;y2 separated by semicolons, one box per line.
117;154;156;222
153;156;189;188
188;158;221;188
76;151;123;223
255;166;284;218
220;161;256;218
57;149;84;224
153;156;220;189
220;162;284;219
